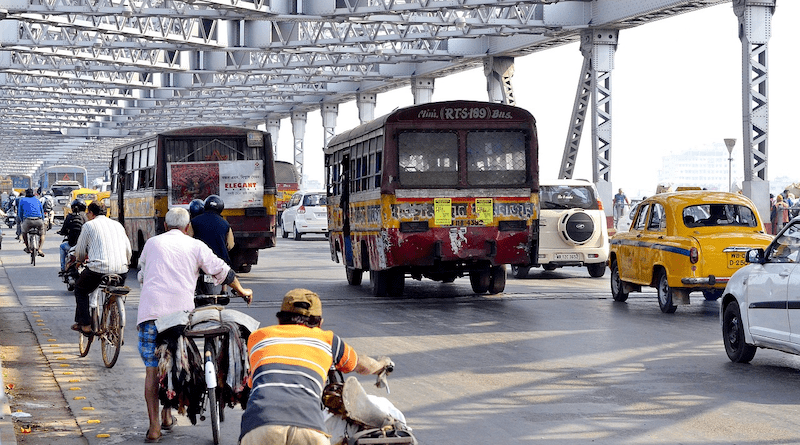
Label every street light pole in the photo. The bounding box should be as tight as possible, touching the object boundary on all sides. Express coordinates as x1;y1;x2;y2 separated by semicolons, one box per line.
724;138;736;192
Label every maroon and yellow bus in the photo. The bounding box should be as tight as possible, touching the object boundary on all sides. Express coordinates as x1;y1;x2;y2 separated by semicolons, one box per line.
325;101;540;297
109;126;277;273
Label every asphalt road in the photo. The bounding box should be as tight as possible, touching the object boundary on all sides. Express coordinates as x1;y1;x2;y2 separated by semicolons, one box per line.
3;230;800;445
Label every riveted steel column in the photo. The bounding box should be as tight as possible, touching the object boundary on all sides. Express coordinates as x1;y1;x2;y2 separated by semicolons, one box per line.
587;29;618;212
321;102;339;147
266;115;281;158
411;77;435;104
356;93;376;124
735;0;775;221
559;53;593;180
483;56;515;105
291;111;307;187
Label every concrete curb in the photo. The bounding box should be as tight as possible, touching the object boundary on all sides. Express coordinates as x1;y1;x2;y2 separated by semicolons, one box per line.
0;354;17;445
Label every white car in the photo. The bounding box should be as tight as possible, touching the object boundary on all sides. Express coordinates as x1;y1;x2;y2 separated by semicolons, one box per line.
511;179;609;278
721;218;800;363
281;191;328;240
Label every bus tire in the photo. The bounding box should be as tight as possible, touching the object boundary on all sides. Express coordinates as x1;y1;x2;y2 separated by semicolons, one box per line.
470;269;490;294
488;266;506;294
346;267;363;286
370;271;388;297
387;269;404;298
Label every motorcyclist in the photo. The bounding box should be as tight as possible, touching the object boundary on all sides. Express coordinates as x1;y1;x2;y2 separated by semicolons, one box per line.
17;188;45;256
239;288;393;445
188;195;234;294
188;198;204;219
58;199;88;272
188;195;234;265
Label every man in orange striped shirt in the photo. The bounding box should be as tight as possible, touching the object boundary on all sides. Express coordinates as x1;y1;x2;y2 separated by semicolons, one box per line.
239;288;392;445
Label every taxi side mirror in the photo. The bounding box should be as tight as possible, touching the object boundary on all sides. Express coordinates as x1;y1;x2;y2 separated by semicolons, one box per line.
746;248;764;264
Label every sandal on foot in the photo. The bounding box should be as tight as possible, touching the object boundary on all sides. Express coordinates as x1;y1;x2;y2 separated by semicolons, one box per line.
161;415;177;431
144;433;162;443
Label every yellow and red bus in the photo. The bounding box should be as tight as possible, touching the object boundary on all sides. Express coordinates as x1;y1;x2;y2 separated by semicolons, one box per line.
325;100;540;297
109;126;277;272
274;160;300;221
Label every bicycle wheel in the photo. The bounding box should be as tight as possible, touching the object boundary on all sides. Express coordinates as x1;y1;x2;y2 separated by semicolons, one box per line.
78;308;94;357
100;295;123;368
29;233;37;265
204;348;220;445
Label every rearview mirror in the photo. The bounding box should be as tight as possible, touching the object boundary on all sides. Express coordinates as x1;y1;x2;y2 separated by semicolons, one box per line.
746;248;764;264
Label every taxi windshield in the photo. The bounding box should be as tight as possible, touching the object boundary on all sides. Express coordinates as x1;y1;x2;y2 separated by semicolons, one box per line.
682;203;757;228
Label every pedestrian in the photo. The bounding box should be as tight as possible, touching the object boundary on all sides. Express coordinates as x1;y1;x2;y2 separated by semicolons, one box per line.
239;288;392;445
72;202;131;334
613;188;630;227
771;194;790;234
136;207;252;443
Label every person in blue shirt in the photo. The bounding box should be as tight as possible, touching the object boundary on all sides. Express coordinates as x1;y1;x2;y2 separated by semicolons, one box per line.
17;188;46;256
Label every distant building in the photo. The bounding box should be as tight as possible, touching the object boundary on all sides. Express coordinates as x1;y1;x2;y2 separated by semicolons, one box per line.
658;143;742;192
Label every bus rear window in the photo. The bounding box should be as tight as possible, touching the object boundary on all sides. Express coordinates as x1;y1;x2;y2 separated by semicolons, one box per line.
398;132;458;187
466;130;526;186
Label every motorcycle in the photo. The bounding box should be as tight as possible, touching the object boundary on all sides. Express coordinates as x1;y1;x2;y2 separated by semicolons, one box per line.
59;245;82;291
323;363;417;445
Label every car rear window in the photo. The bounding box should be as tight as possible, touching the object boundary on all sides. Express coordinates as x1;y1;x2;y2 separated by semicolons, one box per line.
540;185;598;210
682;204;757;228
303;194;327;207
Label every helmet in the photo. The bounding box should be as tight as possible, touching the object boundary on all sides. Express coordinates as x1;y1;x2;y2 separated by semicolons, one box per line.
189;199;205;218
204;195;224;214
71;199;86;213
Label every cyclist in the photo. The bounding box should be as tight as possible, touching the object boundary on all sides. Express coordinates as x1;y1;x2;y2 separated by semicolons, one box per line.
58;199;87;272
239;288;392;445
17;188;45;257
72;202;131;334
135;207;252;443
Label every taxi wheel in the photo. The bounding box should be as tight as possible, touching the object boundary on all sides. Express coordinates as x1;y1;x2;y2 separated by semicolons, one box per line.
703;289;723;301
657;271;677;313
511;265;530;279
722;302;757;363
610;259;629;302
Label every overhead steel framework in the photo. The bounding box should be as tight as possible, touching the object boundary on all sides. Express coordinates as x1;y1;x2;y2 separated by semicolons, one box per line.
0;0;777;211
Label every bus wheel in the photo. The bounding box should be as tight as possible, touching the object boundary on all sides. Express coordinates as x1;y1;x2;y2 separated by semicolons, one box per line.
488;266;506;294
470;269;490;294
346;266;363;286
387;269;404;298
370;271;388;297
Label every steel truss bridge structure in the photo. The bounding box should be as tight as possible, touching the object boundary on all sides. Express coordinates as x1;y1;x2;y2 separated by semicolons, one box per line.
0;0;778;216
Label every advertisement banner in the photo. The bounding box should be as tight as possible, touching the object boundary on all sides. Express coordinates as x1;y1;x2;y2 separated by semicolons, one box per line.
168;160;263;208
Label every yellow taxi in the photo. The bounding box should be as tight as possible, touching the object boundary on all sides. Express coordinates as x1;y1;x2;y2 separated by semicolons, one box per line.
609;191;773;313
65;188;111;218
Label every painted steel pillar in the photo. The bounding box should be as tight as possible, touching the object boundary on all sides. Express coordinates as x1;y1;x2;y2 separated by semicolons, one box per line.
734;0;775;223
587;29;618;214
356;93;376;124
483;56;515;105
559;54;592;180
321;102;339;147
291;111;307;187
411;77;435;104
265;115;281;158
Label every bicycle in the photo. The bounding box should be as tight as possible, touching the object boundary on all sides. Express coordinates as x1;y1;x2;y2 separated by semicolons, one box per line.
77;274;130;368
156;292;256;445
26;224;41;265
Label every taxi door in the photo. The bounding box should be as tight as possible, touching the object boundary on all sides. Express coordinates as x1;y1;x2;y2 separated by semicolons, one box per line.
616;203;650;283
637;203;666;284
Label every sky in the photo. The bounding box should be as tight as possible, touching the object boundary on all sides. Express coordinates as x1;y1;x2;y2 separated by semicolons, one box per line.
272;2;799;199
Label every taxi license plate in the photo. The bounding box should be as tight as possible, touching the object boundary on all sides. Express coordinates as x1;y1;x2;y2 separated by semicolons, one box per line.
554;253;580;261
727;252;746;269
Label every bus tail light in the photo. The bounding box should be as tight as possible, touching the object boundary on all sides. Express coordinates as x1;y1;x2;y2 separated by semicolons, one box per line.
689;247;698;264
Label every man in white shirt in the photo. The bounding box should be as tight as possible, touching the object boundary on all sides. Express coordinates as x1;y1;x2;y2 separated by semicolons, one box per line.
72;201;132;333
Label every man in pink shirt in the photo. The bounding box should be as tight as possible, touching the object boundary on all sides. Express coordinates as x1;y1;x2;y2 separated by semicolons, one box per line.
136;207;253;443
